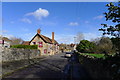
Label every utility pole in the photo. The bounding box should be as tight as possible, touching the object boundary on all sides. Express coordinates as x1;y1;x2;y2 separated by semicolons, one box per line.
74;37;76;51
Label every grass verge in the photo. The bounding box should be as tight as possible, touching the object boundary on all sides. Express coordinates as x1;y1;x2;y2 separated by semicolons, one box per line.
80;53;105;58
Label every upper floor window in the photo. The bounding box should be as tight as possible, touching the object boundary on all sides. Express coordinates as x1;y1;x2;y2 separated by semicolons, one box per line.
33;42;36;45
38;42;43;47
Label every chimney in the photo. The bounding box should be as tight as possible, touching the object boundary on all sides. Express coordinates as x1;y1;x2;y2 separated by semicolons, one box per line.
52;32;54;44
37;29;41;34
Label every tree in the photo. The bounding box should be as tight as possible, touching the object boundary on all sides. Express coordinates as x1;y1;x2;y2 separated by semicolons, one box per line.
76;40;95;53
99;2;120;80
94;37;114;54
10;37;23;45
75;32;84;44
99;2;120;53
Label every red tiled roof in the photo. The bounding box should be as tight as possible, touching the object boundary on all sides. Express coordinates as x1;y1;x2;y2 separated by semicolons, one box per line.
40;35;52;44
22;41;30;45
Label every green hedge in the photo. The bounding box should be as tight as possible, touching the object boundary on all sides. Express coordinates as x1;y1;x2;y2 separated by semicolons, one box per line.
10;45;38;49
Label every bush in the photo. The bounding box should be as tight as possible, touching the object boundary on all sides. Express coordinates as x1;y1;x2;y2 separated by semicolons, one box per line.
76;40;96;53
10;45;38;49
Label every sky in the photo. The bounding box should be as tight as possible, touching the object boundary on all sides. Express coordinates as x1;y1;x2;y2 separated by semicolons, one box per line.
2;2;118;44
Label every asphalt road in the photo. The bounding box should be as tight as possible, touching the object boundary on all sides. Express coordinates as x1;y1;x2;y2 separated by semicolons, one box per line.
3;53;68;80
2;52;91;80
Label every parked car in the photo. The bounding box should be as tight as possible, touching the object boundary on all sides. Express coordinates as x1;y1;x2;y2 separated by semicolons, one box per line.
65;52;73;58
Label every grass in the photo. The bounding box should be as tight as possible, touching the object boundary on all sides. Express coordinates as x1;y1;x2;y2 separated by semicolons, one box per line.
80;53;105;58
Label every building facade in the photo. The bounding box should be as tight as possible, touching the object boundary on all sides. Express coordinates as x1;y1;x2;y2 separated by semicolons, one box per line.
0;37;12;48
29;29;59;55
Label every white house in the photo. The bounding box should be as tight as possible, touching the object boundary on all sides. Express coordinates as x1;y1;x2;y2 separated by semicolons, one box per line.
0;37;12;48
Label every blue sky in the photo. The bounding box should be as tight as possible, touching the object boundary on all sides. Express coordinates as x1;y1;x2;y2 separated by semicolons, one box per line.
2;2;117;44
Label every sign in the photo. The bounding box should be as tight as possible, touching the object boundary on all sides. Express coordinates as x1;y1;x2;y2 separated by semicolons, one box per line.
38;42;43;47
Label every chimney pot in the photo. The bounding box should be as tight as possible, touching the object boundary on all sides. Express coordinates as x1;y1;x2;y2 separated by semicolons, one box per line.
52;32;54;44
37;29;41;34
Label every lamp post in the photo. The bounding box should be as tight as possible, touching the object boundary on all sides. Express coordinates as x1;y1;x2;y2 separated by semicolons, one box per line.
74;37;77;51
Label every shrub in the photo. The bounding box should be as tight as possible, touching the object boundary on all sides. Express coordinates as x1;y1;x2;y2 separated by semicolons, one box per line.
76;40;96;53
10;45;38;49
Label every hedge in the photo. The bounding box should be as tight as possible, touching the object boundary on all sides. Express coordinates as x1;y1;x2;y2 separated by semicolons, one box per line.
10;45;38;49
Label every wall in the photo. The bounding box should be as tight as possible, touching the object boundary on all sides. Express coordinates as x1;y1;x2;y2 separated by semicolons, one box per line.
2;48;40;62
79;55;112;79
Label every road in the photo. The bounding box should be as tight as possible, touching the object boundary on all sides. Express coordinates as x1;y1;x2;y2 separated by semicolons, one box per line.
3;53;68;80
2;52;91;80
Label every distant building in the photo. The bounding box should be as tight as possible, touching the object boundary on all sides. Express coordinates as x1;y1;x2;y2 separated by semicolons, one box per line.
23;29;59;55
0;37;12;48
22;41;30;45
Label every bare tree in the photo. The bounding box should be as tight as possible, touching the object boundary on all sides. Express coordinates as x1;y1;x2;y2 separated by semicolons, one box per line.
75;32;84;44
10;37;23;45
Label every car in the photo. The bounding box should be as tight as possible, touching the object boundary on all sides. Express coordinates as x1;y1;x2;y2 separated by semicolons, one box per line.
65;52;73;58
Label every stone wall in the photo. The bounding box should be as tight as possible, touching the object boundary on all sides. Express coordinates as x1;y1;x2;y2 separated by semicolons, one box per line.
2;48;41;62
78;55;112;79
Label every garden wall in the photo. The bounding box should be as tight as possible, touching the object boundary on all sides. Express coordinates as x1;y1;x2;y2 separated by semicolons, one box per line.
2;48;41;62
1;47;43;77
79;54;112;79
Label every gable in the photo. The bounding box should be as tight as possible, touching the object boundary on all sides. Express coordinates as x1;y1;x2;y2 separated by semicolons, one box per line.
30;33;58;44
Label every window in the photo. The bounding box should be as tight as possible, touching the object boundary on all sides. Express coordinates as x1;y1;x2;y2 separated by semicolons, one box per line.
38;42;43;47
44;49;47;53
33;42;36;45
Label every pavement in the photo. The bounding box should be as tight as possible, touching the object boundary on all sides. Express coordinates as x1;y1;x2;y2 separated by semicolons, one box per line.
2;52;91;80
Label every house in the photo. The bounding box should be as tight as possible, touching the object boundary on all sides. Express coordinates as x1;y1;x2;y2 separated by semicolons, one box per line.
0;36;12;48
25;29;59;55
22;41;30;45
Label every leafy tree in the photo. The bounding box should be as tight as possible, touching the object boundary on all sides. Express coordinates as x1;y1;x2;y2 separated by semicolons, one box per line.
99;2;120;80
99;2;120;53
76;40;95;53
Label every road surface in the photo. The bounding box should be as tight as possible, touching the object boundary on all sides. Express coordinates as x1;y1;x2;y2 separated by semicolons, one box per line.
2;52;91;80
3;53;68;80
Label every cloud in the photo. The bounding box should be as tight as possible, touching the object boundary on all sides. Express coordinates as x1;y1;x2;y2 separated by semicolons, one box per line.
21;18;32;24
25;8;49;20
69;22;79;26
94;15;104;19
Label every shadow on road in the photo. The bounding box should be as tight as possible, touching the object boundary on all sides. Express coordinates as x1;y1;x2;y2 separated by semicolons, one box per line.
62;52;93;80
